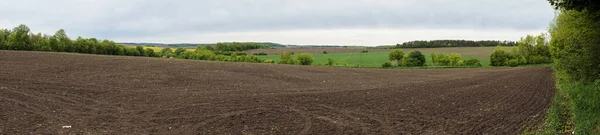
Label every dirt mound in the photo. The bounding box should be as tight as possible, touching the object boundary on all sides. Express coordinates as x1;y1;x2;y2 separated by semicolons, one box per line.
0;51;555;134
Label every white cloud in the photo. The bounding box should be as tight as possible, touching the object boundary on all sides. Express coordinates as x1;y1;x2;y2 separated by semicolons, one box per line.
0;0;556;44
116;28;547;45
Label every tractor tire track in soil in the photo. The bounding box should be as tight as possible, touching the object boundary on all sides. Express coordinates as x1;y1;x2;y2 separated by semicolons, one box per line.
0;51;555;134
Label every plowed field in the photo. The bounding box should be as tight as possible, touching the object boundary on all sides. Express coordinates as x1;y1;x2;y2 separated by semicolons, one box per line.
0;51;555;134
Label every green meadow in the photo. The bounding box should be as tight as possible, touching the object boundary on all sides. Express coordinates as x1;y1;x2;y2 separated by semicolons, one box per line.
257;51;489;68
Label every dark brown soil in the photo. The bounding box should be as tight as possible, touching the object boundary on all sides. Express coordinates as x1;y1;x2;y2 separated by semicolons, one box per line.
0;51;555;134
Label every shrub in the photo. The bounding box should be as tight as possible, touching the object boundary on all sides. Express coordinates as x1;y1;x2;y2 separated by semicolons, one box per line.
144;48;155;57
404;51;426;67
174;48;186;56
361;50;369;53
449;53;462;66
528;55;552;64
389;49;405;61
278;51;298;64
234;51;247;56
508;59;519;67
490;48;510;66
160;48;174;58
382;61;392;68
550;10;600;82
323;50;328;54
463;58;482;67
327;57;334;66
519;56;528;65
431;52;451;66
296;53;313;65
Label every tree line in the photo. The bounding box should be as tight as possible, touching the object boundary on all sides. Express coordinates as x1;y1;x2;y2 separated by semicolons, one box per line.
531;0;600;134
396;40;518;48
489;33;552;67
0;24;271;64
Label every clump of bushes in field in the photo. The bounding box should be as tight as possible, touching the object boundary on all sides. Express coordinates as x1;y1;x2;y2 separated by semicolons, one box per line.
276;51;314;66
361;50;369;53
490;34;552;67
278;51;299;64
296;53;313;65
384;49;426;67
431;53;481;67
327;57;334;66
322;50;328;54
404;51;426;67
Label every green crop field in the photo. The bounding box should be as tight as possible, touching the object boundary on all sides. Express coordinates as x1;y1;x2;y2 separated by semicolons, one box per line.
256;52;489;68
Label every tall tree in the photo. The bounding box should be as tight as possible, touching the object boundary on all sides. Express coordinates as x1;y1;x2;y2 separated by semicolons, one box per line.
548;0;600;12
0;29;6;50
8;24;32;50
53;29;71;52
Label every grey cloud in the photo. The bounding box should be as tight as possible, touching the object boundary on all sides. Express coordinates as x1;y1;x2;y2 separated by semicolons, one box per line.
0;0;555;40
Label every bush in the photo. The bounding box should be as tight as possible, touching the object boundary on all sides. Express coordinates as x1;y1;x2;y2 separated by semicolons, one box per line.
263;59;274;63
278;51;298;64
361;50;369;53
389;49;405;61
519;56;528;65
508;59;519;67
431;52;451;66
144;48;155;57
381;61;392;68
528;55;552;64
323;50;328;54
404;51;426;67
327;57;334;66
463;58;482;67
449;53;462;66
296;53;313;65
550;10;600;81
490;48;510;66
174;48;186;56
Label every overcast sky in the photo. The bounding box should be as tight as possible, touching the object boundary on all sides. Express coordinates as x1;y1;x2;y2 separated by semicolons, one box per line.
0;0;555;45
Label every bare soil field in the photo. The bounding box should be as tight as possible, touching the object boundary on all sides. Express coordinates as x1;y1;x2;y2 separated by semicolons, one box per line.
0;51;554;134
249;47;501;58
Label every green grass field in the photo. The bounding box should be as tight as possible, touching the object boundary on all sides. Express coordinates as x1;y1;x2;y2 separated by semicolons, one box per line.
257;52;489;68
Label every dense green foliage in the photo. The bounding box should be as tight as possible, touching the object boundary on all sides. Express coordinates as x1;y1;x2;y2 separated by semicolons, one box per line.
296;53;314;65
381;61;392;68
327;57;335;66
490;48;510;66
548;0;600;12
431;53;480;67
0;25;142;57
396;40;517;48
252;52;268;55
463;58;482;67
489;34;552;67
0;24;267;64
214;42;269;52
542;1;600;134
278;51;299;65
550;10;600;82
388;49;405;61
404;51;426;67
